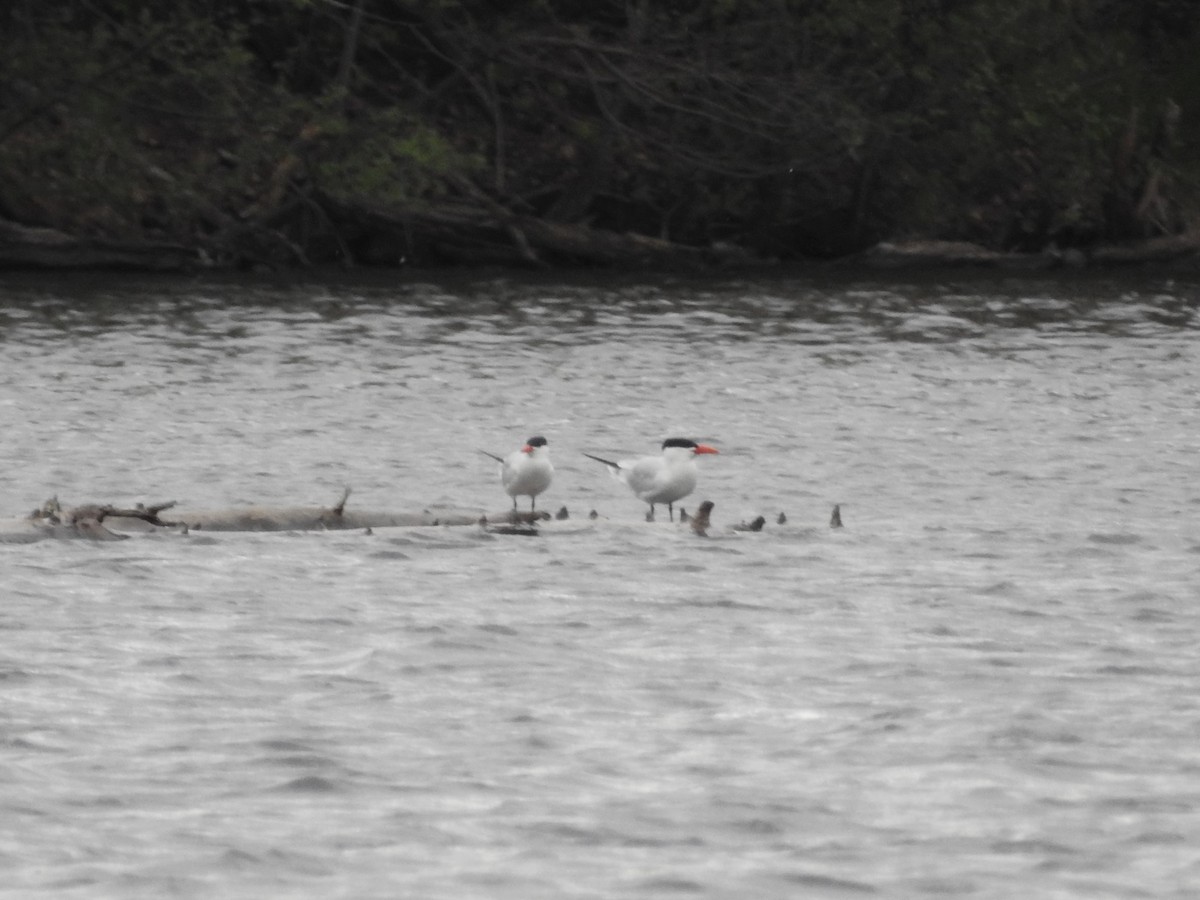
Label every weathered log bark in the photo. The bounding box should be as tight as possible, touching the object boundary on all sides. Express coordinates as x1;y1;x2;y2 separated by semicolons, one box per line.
0;491;793;543
109;506;491;533
0;217;198;271
0;490;556;542
0;498;171;542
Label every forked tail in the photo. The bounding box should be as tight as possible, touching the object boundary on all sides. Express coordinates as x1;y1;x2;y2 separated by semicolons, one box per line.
582;452;620;470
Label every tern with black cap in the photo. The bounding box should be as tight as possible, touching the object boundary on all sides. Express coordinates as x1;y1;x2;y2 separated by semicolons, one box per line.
481;436;553;514
583;438;719;521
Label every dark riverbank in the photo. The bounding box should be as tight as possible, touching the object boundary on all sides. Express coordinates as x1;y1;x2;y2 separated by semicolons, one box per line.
4;214;1200;276
3;3;1199;273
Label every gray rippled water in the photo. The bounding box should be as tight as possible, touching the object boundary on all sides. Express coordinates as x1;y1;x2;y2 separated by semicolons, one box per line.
1;270;1198;899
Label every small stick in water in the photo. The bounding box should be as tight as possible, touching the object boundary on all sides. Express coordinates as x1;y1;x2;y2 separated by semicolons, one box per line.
733;515;765;532
332;487;351;518
830;504;843;528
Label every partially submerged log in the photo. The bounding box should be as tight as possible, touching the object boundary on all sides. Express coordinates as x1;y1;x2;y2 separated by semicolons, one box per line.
106;506;486;533
109;504;490;533
0;489;556;543
0;497;182;542
143;489;550;533
0;488;798;543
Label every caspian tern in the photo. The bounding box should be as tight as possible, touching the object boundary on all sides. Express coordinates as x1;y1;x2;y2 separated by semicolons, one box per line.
481;436;553;514
583;438;719;521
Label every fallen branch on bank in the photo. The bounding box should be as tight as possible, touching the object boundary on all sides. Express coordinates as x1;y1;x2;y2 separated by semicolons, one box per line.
314;192;758;269
857;234;1200;270
0;217;197;271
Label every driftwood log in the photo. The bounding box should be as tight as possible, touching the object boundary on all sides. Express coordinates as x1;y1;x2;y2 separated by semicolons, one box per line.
0;497;181;543
0;488;826;543
0;489;552;543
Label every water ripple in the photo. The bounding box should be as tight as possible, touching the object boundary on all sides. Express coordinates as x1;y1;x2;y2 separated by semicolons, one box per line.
0;271;1197;900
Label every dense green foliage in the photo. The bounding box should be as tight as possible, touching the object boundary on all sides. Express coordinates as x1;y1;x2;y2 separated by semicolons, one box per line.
2;0;1198;263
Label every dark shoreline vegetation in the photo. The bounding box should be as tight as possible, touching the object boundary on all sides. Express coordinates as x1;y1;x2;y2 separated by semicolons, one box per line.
2;1;1199;274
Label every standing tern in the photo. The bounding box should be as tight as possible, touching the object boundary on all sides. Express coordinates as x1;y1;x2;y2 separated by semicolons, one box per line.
583;438;719;521
482;436;553;515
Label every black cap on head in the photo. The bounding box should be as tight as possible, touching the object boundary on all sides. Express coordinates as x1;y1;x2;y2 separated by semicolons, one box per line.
661;438;699;450
526;436;548;447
